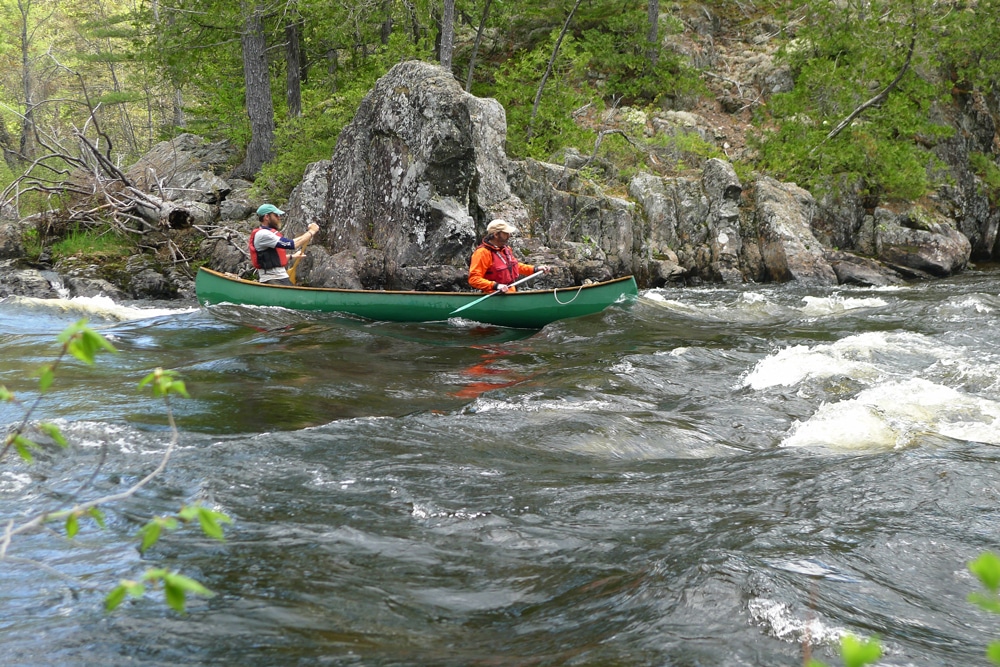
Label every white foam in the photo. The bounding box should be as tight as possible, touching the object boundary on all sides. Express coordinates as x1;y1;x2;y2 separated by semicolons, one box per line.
782;378;1000;450
0;471;32;494
747;596;846;645
797;295;888;317
7;295;198;322
741;331;945;390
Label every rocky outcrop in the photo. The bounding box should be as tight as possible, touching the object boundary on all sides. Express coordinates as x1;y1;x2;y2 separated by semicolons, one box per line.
2;59;992;301
290;60;530;291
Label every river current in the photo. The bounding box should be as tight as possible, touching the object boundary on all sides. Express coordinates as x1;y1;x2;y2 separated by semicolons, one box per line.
3;269;1000;666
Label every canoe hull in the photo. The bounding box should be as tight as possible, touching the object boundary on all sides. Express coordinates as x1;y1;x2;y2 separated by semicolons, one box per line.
195;268;637;329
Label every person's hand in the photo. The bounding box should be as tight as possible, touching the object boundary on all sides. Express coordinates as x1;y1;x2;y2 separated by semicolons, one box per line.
496;283;510;293
536;265;551;274
291;250;304;259
307;223;320;234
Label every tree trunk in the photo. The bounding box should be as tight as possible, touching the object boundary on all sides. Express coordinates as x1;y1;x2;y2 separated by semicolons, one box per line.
380;0;393;45
465;0;492;91
285;18;303;118
18;0;35;161
439;0;455;72
173;88;186;128
0;121;19;173
233;3;276;179
647;0;659;68
528;0;584;140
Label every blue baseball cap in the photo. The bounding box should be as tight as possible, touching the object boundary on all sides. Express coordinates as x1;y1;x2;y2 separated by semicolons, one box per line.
257;203;285;216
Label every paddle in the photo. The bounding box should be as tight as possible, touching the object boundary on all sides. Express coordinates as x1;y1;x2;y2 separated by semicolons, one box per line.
449;271;544;316
287;234;311;285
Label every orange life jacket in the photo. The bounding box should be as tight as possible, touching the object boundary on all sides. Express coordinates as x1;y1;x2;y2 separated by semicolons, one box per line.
479;243;519;285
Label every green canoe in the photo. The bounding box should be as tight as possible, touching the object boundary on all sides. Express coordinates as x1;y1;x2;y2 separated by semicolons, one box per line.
195;267;638;329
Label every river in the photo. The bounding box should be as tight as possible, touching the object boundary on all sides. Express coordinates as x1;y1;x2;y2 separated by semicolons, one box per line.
3;269;1000;666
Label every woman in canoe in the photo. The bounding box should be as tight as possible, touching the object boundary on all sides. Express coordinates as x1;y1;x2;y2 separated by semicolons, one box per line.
468;219;549;293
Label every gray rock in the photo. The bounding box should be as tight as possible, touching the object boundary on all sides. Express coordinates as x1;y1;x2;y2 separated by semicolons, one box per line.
0;221;25;259
875;207;971;277
65;276;128;300
0;261;60;298
753;176;838;286
125;133;238;205
825;251;904;286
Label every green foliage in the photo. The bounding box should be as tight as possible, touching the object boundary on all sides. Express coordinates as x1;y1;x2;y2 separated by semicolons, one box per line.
808;634;882;667
580;10;702;105
58;319;119;365
752;0;955;203
970;152;1000;206
970;551;1000;664
49;226;135;262
138;367;189;399
486;31;598;160
2;319;116;462
109;501;229;613
107;569;214;614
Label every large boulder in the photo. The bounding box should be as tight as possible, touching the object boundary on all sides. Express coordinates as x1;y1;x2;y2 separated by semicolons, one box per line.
297;60;531;291
875;207;971;277
0;221;25;260
0;260;60;298
753;176;838;286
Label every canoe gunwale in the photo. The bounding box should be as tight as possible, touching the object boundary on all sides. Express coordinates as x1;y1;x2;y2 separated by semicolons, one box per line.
195;267;634;297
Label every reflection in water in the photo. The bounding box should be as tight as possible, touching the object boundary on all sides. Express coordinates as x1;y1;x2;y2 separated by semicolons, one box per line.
451;345;532;399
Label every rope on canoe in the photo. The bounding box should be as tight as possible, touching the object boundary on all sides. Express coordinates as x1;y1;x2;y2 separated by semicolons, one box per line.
553;284;586;305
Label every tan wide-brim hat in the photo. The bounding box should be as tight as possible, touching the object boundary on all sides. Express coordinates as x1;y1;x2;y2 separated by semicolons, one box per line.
486;219;518;235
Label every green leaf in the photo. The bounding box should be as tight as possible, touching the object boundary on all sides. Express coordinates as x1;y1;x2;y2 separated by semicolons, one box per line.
105;584;128;611
60;320;116;364
65;513;79;539
12;434;37;463
164;571;213;598
196;507;231;541
988;641;1000;665
88;507;106;529
841;634;881;667
138;522;163;553
163;580;186;612
38;366;55;392
177;505;200;522
105;579;146;612
38;422;68;447
139;368;189;398
968;592;1000;614
971;552;1000;593
0;385;12;401
159;572;212;614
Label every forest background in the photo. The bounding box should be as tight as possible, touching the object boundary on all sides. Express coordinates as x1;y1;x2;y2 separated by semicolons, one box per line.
1;0;999;239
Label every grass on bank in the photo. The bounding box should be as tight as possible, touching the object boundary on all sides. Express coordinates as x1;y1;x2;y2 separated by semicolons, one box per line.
49;226;135;263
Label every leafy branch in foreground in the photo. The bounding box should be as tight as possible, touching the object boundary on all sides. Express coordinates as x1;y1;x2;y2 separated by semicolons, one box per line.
808;634;882;667
969;551;1000;664
0;320;230;614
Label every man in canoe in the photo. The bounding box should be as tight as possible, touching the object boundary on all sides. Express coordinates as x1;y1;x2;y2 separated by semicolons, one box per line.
249;204;319;285
468;219;549;293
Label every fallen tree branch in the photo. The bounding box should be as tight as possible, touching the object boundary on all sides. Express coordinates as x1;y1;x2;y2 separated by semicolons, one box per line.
810;8;918;155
